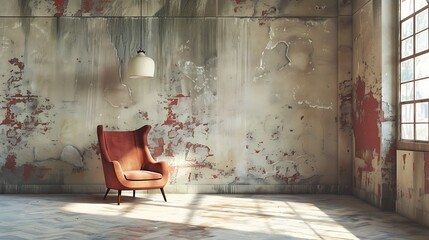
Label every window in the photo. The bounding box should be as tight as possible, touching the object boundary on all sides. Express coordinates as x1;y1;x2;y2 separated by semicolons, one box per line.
400;0;429;149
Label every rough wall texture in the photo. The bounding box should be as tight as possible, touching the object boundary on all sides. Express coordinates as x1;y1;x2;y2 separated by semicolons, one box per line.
338;12;353;194
397;151;429;227
0;0;352;193
352;0;396;209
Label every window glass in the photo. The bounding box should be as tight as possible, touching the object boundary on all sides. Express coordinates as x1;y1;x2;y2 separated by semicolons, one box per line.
416;124;429;141
402;37;414;57
402;103;415;122
416;30;428;53
416;102;429;122
401;82;414;101
416;0;428;12
415;53;429;79
402;18;414;39
401;0;414;20
401;59;414;82
402;124;415;140
416;79;429;99
416;9;428;32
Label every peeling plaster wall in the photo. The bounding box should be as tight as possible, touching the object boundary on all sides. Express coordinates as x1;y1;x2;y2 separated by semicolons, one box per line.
0;0;352;193
397;151;429;227
352;0;396;209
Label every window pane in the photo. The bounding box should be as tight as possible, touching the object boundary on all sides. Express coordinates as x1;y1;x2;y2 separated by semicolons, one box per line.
416;30;429;52
401;0;414;20
416;53;429;78
416;9;428;32
401;59;414;82
401;82;415;101
416;102;429;122
416;79;429;99
402;18;414;39
416;124;429;141
402;124;415;140
400;1;429;144
416;0;428;12
402;103;415;122
402;37;414;57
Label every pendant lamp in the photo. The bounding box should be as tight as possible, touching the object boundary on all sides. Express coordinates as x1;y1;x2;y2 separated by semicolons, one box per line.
128;50;154;78
128;1;155;78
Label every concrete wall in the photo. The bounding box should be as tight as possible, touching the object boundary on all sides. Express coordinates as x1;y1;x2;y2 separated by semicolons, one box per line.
0;0;352;193
352;0;396;210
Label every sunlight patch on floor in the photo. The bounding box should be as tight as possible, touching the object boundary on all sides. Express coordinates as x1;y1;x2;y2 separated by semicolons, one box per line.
61;194;359;239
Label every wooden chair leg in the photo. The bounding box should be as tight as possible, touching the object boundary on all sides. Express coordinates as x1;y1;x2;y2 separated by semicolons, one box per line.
160;188;167;202
103;188;110;200
117;190;122;205
133;190;136;198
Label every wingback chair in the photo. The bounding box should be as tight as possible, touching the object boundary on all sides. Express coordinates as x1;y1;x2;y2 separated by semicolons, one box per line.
97;125;169;205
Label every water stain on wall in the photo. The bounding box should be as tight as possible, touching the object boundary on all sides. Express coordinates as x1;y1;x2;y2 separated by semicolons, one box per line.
1;0;343;192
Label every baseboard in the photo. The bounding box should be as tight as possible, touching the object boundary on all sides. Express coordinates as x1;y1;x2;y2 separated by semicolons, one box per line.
1;184;349;194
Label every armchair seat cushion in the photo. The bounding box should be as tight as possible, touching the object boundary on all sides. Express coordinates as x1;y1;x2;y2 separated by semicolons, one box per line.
124;170;163;181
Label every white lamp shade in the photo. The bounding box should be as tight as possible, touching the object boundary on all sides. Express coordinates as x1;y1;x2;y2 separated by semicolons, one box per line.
127;52;155;78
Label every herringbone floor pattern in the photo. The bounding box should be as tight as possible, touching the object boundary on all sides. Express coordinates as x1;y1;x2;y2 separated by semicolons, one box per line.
0;193;428;239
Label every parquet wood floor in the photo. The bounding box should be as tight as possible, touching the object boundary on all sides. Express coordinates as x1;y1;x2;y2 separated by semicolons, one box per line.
0;194;428;239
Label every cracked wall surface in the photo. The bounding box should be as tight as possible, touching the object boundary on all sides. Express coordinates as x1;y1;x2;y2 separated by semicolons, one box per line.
0;0;352;193
352;0;396;209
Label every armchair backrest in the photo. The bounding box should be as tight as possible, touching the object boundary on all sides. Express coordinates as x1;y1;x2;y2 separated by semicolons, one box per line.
97;125;149;171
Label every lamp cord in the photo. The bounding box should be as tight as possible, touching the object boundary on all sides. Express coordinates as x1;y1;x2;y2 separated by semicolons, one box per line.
139;0;144;53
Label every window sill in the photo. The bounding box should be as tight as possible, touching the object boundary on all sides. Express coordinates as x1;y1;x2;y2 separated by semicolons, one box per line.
397;140;429;152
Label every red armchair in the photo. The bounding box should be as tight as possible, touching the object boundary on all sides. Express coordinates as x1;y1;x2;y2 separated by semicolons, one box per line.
97;125;169;205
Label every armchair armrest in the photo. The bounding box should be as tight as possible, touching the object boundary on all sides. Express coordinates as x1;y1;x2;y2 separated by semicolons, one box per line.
144;160;169;177
111;161;128;182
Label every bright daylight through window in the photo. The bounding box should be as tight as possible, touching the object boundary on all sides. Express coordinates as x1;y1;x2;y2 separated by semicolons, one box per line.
400;0;429;143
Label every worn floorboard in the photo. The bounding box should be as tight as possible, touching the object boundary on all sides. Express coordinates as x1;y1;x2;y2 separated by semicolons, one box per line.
0;194;428;239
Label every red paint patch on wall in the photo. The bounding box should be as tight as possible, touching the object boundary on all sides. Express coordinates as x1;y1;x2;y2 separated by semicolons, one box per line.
4;155;16;171
22;163;36;180
165;142;174;157
383;142;396;163
82;0;92;13
153;138;165;158
185;142;214;157
2;95;51;146
155;94;214;172
163;94;188;126
53;0;65;16
83;0;110;13
354;76;380;160
2;59;52;148
353;76;380;186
